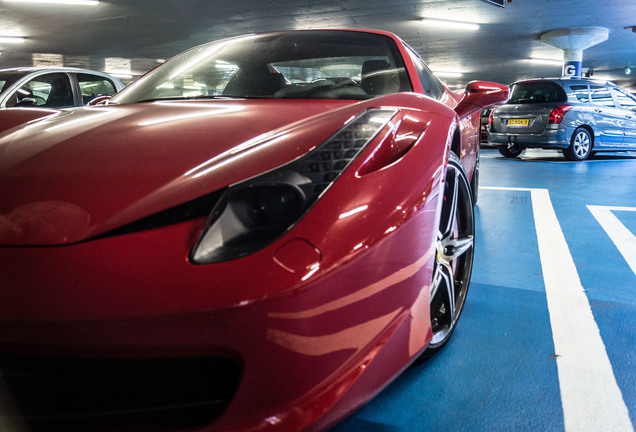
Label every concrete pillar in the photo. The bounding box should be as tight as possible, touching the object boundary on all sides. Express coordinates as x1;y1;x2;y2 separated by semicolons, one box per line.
539;27;609;77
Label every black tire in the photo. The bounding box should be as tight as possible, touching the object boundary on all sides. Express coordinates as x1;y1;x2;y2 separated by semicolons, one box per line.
564;127;592;161
421;152;474;359
498;144;523;158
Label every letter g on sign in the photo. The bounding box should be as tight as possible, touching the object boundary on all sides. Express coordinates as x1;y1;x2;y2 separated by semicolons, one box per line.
564;61;582;77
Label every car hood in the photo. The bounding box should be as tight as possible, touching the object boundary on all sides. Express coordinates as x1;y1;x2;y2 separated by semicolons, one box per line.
0;99;373;246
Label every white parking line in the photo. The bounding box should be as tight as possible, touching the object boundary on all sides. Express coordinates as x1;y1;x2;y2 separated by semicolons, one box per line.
587;205;636;277
483;187;634;432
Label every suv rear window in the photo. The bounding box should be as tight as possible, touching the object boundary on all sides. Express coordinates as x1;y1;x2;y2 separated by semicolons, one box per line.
508;81;567;104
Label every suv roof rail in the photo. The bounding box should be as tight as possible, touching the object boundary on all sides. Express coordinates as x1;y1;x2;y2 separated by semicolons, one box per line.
511;76;615;86
557;76;616;85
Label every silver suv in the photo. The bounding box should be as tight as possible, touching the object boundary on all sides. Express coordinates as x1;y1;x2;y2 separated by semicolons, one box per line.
487;77;636;161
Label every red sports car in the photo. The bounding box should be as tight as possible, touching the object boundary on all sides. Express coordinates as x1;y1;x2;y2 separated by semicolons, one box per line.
0;30;508;432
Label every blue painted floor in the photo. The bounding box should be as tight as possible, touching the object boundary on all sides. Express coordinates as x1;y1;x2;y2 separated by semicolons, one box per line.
332;148;636;432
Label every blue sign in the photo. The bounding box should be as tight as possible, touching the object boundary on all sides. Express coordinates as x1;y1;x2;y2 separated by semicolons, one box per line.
564;61;582;77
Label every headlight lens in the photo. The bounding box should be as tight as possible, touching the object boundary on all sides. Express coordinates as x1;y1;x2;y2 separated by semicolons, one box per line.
190;108;398;264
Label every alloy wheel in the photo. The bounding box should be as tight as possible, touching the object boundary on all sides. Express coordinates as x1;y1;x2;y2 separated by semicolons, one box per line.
427;154;474;353
573;131;590;158
565;128;592;161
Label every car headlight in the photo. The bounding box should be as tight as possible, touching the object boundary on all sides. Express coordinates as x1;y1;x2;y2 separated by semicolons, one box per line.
190;108;398;264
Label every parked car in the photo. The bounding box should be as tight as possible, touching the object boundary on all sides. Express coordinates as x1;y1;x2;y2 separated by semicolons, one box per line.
480;108;493;144
0;67;125;109
488;77;636;160
0;30;508;432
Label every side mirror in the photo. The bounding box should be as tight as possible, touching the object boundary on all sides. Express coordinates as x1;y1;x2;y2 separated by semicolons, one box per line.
454;81;509;118
15;98;39;108
87;95;112;106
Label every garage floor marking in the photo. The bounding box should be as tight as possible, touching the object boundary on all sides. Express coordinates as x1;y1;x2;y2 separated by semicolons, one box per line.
587;205;636;277
483;186;633;432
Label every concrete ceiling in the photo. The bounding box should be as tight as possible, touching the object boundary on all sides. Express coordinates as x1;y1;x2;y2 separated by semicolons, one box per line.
0;0;635;91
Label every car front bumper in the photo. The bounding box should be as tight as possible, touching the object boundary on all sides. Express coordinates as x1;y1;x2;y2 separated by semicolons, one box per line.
0;181;440;432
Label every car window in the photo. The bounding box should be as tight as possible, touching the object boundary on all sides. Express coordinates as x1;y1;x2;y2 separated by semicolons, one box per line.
77;73;118;104
405;46;444;100
569;84;590;103
589;85;616;107
112;31;412;103
508;81;567;104
611;87;636;112
0;70;29;98
271;57;383;83
5;81;46;107
6;72;74;108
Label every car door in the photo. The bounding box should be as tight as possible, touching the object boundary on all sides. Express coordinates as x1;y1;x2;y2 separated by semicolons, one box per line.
6;72;76;109
589;85;624;146
610;87;636;147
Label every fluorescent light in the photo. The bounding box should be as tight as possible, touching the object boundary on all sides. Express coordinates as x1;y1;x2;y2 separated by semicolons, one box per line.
108;73;133;80
421;18;480;31
3;0;99;5
433;70;463;78
0;36;25;44
529;58;562;65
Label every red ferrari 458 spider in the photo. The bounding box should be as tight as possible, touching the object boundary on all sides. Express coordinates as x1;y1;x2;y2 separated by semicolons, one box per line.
0;30;508;432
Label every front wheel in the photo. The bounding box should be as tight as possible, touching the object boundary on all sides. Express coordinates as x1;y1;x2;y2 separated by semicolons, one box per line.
423;152;474;358
498;143;523;158
564;127;592;161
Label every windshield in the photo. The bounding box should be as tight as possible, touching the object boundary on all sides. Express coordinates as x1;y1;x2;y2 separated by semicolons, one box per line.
508;81;567;104
111;31;411;104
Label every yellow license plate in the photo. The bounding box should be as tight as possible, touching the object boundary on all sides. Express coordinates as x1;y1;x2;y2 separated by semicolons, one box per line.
507;118;529;126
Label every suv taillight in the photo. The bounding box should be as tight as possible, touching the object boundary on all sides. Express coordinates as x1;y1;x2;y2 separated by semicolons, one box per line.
488;109;494;125
548;105;573;124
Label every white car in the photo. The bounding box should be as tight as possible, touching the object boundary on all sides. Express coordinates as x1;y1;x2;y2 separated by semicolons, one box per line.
0;67;125;109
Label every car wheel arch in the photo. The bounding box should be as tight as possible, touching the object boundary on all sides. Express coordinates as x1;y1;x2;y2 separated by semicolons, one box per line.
570;123;595;145
582;124;595;145
450;128;461;157
449;126;479;204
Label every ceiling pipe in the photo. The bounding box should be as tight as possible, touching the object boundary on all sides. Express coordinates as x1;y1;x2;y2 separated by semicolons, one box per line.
539;27;609;77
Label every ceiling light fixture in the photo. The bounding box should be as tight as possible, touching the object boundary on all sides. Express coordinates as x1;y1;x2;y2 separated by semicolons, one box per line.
432;70;463;78
109;72;133;80
0;36;25;44
626;67;632;75
421;18;480;31
3;0;99;5
529;58;562;65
